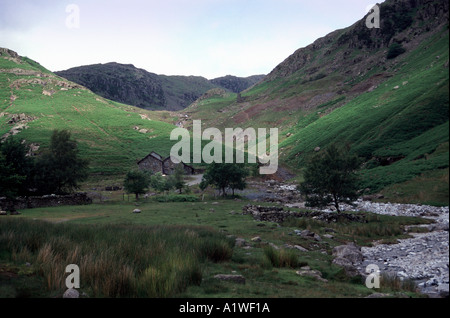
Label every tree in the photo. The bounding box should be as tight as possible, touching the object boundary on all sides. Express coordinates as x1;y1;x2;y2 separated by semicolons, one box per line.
0;137;35;196
0;153;26;199
200;163;248;197
123;170;151;200
228;164;248;196
34;130;89;194
171;165;186;194
299;144;360;213
149;172;165;193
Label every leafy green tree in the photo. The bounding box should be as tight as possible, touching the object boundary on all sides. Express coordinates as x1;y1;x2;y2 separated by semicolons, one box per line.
228;164;249;196
149;172;174;194
0;137;35;196
123;170;151;200
299;144;360;213
149;172;166;193
171;165;186;194
0;153;26;199
34;130;89;194
200;163;248;197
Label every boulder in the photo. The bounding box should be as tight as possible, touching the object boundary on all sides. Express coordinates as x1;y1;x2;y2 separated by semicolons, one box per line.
63;288;80;298
332;243;363;277
294;245;309;252
296;266;328;283
235;238;247;247
332;243;363;263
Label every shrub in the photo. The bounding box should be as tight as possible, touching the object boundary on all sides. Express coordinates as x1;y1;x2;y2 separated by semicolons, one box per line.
263;246;305;268
387;43;406;59
154;194;199;202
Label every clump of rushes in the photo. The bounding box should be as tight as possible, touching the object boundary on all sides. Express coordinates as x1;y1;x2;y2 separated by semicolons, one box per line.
0;218;234;297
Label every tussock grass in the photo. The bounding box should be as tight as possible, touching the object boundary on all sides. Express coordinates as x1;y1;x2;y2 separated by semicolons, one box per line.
379;273;418;293
263;245;307;269
0;218;234;297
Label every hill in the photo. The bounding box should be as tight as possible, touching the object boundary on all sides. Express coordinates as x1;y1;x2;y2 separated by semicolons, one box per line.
210;74;265;93
0;48;179;177
184;0;449;205
55;64;264;111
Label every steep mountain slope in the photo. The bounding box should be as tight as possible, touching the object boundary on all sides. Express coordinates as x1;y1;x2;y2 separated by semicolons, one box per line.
55;64;264;111
184;0;449;203
0;48;179;176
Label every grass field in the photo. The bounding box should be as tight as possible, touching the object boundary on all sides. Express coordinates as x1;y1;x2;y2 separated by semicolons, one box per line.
0;192;433;298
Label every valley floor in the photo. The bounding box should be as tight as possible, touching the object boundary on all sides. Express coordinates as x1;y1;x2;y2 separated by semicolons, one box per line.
1;177;448;298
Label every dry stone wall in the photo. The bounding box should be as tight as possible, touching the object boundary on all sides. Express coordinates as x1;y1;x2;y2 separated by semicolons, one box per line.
0;193;92;211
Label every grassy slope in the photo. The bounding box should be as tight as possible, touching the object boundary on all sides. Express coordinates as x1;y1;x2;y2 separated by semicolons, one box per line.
184;26;449;205
0;53;179;176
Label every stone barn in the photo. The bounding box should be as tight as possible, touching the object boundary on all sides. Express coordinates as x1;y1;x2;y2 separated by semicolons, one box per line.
137;151;195;175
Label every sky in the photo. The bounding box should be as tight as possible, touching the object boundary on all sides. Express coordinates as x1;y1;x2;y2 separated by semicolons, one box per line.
0;0;381;79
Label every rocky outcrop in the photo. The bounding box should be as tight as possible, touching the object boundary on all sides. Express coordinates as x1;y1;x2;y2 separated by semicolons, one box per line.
265;0;449;82
56;63;168;110
1;113;38;141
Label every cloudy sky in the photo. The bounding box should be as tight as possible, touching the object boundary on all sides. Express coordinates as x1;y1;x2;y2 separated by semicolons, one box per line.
0;0;380;79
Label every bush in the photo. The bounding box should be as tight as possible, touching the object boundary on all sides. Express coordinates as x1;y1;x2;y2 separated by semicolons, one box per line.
387;43;406;59
263;246;305;268
154;194;199;202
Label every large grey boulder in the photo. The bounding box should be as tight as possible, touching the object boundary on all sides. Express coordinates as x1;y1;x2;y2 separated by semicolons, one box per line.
332;243;363;263
332;243;363;277
63;288;80;298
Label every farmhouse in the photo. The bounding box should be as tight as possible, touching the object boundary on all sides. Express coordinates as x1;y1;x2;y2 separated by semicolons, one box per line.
137;151;195;175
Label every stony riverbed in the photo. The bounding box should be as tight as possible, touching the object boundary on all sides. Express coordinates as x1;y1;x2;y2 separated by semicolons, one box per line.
343;200;449;298
244;181;449;297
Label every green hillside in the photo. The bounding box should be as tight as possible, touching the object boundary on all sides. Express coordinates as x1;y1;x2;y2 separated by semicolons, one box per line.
0;48;179;176
184;0;449;204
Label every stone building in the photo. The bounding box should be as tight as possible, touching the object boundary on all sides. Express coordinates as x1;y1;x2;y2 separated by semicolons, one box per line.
137;151;195;175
